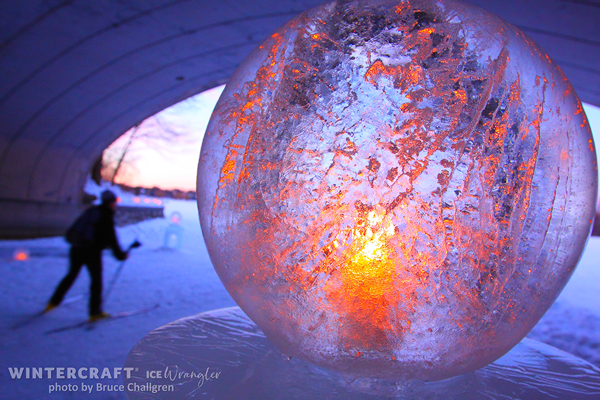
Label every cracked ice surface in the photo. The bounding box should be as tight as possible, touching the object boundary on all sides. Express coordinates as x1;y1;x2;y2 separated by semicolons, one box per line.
197;0;597;380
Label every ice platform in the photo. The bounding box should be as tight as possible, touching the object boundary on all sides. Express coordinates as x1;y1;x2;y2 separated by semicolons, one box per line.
124;307;600;399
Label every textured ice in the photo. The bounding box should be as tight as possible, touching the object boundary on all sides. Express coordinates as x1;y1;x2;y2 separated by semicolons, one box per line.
123;307;600;399
197;0;597;380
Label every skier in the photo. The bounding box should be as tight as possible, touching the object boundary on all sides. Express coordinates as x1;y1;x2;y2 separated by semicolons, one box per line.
45;190;128;321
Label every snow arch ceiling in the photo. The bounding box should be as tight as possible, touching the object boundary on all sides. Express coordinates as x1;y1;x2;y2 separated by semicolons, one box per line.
0;0;599;237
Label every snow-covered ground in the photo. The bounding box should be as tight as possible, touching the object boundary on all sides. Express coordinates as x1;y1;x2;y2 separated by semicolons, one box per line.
1;188;599;399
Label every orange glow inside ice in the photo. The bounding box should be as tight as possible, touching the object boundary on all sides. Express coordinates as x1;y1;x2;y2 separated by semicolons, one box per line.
322;209;409;350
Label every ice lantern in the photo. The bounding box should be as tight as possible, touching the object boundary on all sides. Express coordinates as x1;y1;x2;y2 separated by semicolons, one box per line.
197;0;597;381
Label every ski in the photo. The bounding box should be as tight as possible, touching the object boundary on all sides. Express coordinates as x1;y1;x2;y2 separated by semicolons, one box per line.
11;310;47;330
10;294;86;330
43;304;159;335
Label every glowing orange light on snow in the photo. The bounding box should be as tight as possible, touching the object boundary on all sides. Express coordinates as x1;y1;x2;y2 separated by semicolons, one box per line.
116;197;121;203
15;252;28;261
144;199;150;204
134;197;140;203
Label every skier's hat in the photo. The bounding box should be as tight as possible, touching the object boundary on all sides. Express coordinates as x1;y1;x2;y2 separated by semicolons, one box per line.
101;190;118;205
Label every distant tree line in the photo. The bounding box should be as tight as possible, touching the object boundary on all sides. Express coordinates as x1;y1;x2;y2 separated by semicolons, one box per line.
116;183;197;200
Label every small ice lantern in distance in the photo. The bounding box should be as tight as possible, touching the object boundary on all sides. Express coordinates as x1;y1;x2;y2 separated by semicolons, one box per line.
197;0;597;381
163;211;183;249
170;212;181;225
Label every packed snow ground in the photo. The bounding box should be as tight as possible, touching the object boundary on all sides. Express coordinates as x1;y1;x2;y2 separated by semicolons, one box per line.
1;193;599;399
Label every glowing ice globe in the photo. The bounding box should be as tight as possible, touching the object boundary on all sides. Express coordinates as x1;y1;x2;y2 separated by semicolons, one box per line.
197;0;597;381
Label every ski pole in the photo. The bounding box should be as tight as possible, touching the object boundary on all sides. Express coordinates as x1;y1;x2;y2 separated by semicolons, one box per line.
104;240;141;302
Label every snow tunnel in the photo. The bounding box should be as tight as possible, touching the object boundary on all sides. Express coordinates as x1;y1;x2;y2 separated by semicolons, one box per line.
0;0;599;238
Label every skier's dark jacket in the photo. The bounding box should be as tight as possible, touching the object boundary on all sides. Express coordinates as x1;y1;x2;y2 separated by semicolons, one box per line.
65;204;127;260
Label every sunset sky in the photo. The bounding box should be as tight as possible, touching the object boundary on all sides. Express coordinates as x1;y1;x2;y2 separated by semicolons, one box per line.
107;85;224;191
108;87;600;192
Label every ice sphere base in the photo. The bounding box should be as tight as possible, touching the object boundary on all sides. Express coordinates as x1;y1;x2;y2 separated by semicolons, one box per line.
124;307;600;399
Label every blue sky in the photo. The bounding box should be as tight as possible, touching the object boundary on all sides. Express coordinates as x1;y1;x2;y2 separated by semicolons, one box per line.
109;87;600;192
